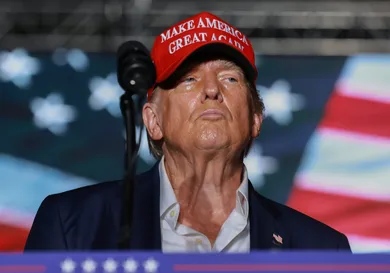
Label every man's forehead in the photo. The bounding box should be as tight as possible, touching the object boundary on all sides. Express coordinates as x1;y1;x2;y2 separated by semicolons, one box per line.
203;59;242;69
154;52;248;91
181;58;244;74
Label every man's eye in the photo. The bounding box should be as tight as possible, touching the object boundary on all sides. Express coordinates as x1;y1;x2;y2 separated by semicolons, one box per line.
183;77;196;83
227;77;238;82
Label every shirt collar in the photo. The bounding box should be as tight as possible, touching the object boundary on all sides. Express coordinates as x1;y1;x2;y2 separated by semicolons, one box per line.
159;156;178;218
159;156;250;220
237;167;249;218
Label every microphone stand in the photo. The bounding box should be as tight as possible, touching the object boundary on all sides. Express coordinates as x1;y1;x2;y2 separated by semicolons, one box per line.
118;93;137;249
115;40;156;249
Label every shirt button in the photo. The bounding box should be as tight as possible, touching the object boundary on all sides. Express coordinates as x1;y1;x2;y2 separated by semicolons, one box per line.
195;238;203;245
169;210;176;217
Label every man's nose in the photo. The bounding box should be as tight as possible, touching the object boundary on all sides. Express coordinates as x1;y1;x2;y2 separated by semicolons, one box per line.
201;76;223;103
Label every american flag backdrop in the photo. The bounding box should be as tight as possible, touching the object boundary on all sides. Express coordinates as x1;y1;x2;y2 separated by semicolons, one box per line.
0;49;389;252
288;55;390;253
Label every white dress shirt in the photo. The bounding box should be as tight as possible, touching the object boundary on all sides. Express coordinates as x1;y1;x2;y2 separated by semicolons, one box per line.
159;157;250;253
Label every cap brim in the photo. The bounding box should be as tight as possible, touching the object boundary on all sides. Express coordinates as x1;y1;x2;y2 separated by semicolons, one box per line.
157;42;257;84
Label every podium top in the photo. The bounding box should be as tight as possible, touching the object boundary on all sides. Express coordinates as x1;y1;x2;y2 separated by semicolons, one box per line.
1;251;389;273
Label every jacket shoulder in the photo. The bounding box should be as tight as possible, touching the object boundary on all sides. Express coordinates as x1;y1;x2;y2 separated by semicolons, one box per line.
25;180;123;250
43;164;158;212
47;180;122;206
44;164;158;212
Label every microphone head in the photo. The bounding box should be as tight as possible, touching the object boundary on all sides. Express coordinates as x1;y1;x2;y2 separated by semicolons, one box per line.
117;41;156;96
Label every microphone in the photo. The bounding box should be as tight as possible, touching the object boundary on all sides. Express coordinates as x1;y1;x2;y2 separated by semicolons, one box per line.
117;41;156;96
116;41;156;249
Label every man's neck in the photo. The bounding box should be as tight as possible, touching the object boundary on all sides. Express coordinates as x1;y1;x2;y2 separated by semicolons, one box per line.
161;151;246;244
162;151;244;214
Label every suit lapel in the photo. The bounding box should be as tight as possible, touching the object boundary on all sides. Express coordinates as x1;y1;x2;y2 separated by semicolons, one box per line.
92;183;122;249
105;163;161;250
129;163;162;250
249;182;290;250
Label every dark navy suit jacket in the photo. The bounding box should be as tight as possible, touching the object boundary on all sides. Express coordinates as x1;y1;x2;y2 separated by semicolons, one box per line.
24;163;351;251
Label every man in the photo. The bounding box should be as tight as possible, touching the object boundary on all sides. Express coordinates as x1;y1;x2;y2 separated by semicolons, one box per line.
24;12;351;252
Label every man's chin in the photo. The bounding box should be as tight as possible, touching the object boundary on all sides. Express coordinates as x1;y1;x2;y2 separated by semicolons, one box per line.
193;139;229;153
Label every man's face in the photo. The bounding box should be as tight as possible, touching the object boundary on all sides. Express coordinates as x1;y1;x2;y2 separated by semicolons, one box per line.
143;58;262;155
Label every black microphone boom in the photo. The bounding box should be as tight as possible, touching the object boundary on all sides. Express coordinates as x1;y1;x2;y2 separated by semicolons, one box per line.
116;41;156;249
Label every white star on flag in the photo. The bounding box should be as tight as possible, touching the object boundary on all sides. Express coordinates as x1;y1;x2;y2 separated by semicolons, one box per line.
0;48;40;88
257;79;305;125
244;143;279;188
30;92;77;135
103;258;118;273
81;258;97;273
143;258;159;273
60;258;76;273
123;258;138;273
52;48;89;72
88;73;123;117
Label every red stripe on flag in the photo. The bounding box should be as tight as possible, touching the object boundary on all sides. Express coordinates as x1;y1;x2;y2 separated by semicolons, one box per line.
319;92;390;138
287;186;390;240
0;224;29;252
174;264;390;272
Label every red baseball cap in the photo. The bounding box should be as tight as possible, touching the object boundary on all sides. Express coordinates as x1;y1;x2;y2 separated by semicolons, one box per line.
147;11;257;100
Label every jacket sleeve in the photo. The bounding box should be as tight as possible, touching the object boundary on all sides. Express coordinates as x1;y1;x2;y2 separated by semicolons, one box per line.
24;195;68;251
338;233;352;252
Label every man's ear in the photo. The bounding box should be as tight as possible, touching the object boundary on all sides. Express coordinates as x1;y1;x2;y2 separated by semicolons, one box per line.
251;112;263;138
142;102;163;141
